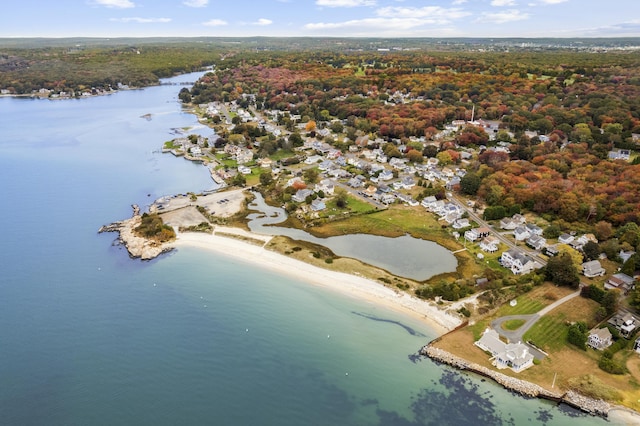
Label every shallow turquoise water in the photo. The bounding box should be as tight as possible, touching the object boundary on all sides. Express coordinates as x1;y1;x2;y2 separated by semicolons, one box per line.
0;74;611;425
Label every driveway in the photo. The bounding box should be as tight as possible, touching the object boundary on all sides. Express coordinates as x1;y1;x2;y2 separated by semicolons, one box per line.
490;289;581;359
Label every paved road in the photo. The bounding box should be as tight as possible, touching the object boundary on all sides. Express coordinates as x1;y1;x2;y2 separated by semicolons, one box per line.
447;192;548;267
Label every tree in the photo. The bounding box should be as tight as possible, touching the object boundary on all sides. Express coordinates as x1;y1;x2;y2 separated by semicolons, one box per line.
582;241;601;262
436;151;452;166
543;223;562;239
303;167;319;184
305;120;317;133
259;171;273;186
567;322;588;350
594;221;613;242
232;173;246;187
289;132;303;147
545;252;580;288
406;149;424;164
460;172;481;196
335;188;348;208
422;145;438;158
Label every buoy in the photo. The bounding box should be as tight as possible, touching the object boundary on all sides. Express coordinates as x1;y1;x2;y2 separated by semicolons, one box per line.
204;305;207;308
153;283;157;287
327;335;330;339
246;328;249;332
345;373;349;376
98;267;101;271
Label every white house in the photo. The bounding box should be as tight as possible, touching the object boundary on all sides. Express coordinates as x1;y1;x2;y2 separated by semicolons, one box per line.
581;260;606;278
480;236;500;253
292;189;314;203
475;328;534;373
513;226;531;241
526;235;547;251
588;328;613;350
500;249;541;275
558;233;574;245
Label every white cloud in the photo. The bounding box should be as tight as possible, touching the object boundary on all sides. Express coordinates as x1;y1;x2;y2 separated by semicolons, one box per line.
307;17;455;31
539;0;568;3
253;18;273;26
203;19;228;26
452;0;467;4
316;0;376;7
491;0;516;6
92;0;135;8
183;0;209;7
374;6;471;20
479;9;529;23
110;17;171;23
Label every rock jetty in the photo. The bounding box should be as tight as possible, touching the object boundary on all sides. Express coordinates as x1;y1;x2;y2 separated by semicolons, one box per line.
98;204;173;260
421;345;611;418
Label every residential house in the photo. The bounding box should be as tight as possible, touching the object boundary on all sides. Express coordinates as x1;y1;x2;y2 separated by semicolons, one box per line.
634;336;640;354
526;234;547;251
421;196;438;210
379;169;394;181
620;250;636;264
452;218;470;229
513;226;531;241
364;185;378;197
474;328;534;373
526;223;544;236
310;199;326;212
380;193;396;205
581;260;606;278
588;328;613;350
347;176;365;188
237;165;252;175
608;311;640;339
500;217;519;230
608;149;631;161
400;176;416;189
558;233;574;245
605;273;635;294
500;249;542;275
292;189;313;203
480;236;500;253
315;179;335;196
257;157;273;169
465;228;481;242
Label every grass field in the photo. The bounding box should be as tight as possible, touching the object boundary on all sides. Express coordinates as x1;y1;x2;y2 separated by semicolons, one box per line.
502;319;526;331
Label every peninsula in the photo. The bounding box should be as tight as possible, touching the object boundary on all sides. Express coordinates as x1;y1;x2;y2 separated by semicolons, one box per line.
88;41;640;421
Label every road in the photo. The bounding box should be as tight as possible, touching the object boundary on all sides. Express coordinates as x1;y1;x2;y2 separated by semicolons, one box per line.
446;192;548;267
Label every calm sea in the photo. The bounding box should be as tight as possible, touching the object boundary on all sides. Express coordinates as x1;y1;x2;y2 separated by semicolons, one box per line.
0;72;610;425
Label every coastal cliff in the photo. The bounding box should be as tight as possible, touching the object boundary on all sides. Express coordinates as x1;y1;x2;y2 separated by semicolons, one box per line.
421;344;611;418
98;204;174;260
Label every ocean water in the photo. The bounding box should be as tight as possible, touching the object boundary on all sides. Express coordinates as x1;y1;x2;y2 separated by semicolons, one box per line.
0;72;611;425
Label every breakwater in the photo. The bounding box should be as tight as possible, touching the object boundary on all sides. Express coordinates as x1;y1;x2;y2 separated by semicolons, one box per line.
420;344;611;418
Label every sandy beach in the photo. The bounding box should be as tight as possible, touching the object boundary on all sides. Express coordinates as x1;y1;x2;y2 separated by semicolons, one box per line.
171;228;463;334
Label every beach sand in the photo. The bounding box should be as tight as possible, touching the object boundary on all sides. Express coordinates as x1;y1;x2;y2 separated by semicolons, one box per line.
171;228;463;335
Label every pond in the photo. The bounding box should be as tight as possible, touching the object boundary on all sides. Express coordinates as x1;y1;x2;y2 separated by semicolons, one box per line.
247;192;458;281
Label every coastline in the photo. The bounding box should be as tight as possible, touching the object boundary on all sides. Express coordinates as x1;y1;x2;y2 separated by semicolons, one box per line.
171;229;463;335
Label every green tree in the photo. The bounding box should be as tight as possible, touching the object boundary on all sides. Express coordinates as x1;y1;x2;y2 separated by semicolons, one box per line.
259;171;273;186
567;322;588;350
335;188;348;209
545;252;580;288
460;172;481;195
303;168;319;184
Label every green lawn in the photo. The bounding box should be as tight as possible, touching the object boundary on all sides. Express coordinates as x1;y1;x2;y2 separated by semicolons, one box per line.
502;319;526;331
523;314;569;352
495;295;545;316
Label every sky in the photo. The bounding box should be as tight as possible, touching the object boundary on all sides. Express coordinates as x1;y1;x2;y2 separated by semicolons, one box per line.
3;0;640;38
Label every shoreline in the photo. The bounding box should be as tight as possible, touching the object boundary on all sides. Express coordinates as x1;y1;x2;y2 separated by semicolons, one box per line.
171;228;463;335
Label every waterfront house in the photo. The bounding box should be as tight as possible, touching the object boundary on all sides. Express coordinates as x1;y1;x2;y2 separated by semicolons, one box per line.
475;328;534;373
452;218;470;229
480;236;500;253
581;260;606;278
310;199;326;212
292;189;313;203
588;328;613;350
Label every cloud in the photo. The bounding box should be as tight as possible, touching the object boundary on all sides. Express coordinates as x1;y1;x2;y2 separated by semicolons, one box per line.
203;19;228;26
539;0;568;3
183;0;208;7
582;20;640;37
316;0;376;7
253;18;273;26
479;9;529;23
109;17;171;23
92;0;135;8
374;6;471;20
452;0;467;4
307;17;456;31
491;0;516;6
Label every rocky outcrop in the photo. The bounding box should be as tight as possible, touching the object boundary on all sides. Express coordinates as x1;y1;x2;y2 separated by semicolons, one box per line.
98;205;173;260
421;345;611;418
